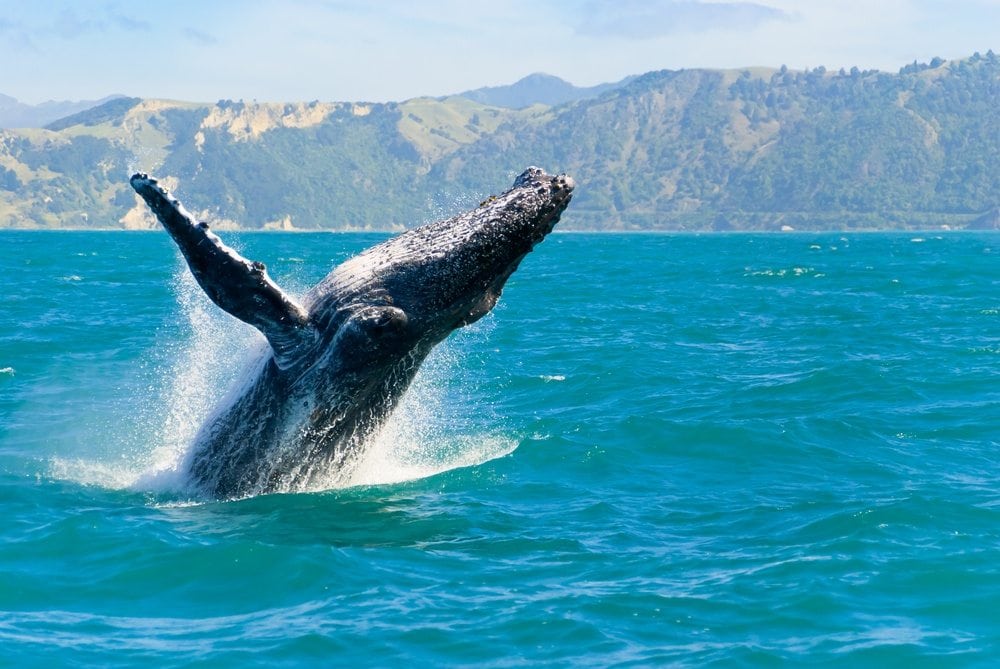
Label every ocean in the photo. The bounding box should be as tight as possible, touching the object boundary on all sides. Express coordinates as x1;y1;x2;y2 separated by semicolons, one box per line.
0;230;997;666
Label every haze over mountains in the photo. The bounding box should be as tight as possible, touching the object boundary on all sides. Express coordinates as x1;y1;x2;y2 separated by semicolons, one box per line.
1;54;998;231
0;94;128;130
1;74;614;128
453;73;637;109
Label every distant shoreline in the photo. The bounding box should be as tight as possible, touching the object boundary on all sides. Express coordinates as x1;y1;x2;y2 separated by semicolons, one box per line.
2;53;998;235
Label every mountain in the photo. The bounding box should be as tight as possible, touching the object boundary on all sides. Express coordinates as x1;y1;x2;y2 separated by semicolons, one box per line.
0;93;127;129
452;72;635;108
434;54;1000;230
1;53;998;231
0;96;547;230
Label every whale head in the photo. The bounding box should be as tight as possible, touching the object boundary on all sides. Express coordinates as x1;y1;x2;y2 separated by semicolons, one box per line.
384;166;574;334
308;167;575;356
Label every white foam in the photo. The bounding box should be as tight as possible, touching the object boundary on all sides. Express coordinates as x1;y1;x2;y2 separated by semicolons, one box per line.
346;433;518;488
48;456;141;491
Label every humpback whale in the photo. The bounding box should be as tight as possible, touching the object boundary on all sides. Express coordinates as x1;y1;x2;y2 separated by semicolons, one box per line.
130;167;574;498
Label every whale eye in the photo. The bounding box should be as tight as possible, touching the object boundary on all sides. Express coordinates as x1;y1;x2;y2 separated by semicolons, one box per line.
334;306;412;365
354;305;409;341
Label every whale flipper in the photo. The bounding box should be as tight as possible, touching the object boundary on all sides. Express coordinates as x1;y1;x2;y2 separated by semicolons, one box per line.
130;173;315;369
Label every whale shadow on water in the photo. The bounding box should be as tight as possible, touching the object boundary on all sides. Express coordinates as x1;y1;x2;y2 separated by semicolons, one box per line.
67;167;574;501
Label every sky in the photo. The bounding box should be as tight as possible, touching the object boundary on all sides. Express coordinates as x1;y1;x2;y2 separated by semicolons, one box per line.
1;0;998;104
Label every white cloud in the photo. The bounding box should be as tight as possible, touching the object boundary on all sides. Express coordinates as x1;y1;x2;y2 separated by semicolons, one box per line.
182;27;219;46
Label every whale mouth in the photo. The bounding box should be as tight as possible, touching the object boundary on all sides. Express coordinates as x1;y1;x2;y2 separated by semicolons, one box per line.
530;173;575;242
551;174;575;209
452;173;574;330
479;174;574;321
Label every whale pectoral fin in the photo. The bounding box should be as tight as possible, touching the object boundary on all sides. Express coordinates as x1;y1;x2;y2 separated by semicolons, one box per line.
130;173;315;369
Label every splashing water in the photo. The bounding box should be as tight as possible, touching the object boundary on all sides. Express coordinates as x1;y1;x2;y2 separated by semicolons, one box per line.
324;326;518;490
48;265;256;491
132;266;262;492
52;255;517;498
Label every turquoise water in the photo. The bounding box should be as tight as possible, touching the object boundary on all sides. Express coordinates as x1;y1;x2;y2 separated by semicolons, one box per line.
1;231;998;666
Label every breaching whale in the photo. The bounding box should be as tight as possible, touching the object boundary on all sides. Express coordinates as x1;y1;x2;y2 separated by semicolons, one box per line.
130;167;574;498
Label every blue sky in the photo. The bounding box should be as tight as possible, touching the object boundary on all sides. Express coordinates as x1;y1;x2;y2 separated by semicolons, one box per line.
1;0;998;103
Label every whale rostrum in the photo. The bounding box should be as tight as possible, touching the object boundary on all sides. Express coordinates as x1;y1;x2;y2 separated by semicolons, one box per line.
130;167;575;498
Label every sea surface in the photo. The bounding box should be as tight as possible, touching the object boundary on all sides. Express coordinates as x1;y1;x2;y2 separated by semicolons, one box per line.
0;230;998;667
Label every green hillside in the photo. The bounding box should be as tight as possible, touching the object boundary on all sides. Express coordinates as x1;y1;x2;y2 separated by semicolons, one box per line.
1;53;998;231
435;53;1000;230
